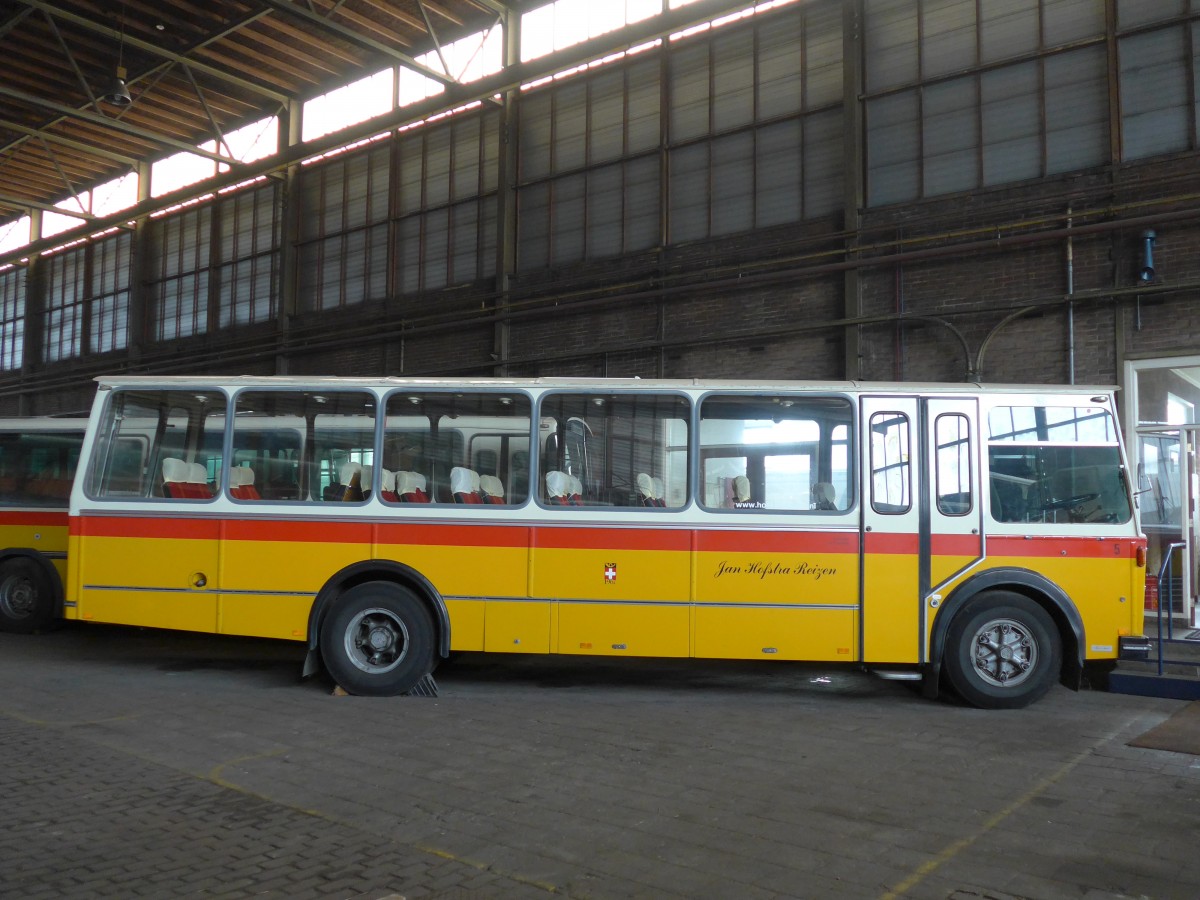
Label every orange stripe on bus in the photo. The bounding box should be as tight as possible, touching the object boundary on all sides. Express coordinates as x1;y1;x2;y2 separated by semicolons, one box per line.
864;533;919;554
987;535;1136;558
533;527;691;552
0;511;68;526
377;522;529;548
224;518;372;544
695;530;858;554
73;516;217;540
931;534;983;556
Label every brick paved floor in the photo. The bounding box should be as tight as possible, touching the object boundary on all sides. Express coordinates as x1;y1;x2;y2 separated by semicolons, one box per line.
1;623;1198;899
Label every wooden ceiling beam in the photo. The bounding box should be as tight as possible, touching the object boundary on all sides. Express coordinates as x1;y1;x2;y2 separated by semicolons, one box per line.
256;0;454;86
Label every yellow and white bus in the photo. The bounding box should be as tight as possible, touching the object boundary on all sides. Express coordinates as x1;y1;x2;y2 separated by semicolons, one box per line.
65;376;1149;708
0;417;87;632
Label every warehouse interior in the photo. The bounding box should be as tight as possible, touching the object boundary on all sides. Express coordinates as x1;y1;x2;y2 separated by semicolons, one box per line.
2;0;1200;604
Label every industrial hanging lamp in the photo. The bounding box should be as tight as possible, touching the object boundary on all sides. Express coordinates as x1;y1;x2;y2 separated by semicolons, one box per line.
100;4;132;107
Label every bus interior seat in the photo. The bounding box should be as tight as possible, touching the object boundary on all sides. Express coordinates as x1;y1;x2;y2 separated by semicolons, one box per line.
546;470;571;505
812;482;837;510
479;474;505;504
395;471;429;502
327;462;363;502
358;466;372;501
379;468;399;503
229;467;261;500
161;457;193;499
187;463;212;498
636;473;656;506
451;467;482;503
568;475;583;505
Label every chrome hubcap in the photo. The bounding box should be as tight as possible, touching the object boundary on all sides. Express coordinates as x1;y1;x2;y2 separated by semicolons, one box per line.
344;608;409;674
972;617;1037;688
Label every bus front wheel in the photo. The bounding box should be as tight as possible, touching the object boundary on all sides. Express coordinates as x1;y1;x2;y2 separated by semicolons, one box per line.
943;592;1061;709
0;557;56;634
319;581;435;696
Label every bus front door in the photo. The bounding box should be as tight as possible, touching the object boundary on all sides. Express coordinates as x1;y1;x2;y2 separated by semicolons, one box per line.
860;396;983;664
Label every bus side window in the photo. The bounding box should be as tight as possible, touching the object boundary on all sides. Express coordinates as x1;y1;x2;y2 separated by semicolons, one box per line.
89;390;225;499
935;414;972;515
383;391;531;505
870;412;911;514
698;394;853;512
538;393;690;508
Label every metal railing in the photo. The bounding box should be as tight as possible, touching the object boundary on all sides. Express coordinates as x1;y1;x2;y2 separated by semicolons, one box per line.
1151;542;1194;676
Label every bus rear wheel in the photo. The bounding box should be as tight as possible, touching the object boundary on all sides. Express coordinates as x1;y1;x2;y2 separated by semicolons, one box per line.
319;582;435;696
0;557;56;634
943;591;1061;709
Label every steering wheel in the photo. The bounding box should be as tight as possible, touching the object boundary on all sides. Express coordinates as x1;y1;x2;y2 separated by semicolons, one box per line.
1041;492;1100;511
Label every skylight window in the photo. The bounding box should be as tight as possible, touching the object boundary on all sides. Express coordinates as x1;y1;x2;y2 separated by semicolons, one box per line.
303;69;394;141
521;0;661;63
399;27;504;107
0;216;30;254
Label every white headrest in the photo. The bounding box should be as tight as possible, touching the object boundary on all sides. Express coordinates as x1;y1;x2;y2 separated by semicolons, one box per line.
569;475;583;497
479;475;504;499
733;475;751;502
813;482;836;504
395;471;426;495
359;467;372;492
339;461;362;485
451;467;479;495
162;457;188;483
380;468;396;492
636;473;655;498
651;477;664;501
230;467;253;487
546;470;570;498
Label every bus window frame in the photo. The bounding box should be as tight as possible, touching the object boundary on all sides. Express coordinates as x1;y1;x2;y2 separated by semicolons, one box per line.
533;389;693;512
84;386;229;503
229;387;379;506
695;390;857;516
380;387;536;507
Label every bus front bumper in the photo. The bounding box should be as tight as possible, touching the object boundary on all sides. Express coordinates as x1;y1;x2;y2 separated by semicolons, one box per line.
1118;635;1153;661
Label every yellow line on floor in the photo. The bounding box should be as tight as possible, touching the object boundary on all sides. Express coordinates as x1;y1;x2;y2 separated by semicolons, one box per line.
878;742;1094;900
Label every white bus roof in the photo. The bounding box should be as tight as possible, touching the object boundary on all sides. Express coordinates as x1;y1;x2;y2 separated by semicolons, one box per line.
91;375;1119;395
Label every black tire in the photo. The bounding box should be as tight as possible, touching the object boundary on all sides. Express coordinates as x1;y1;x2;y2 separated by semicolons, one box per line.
319;581;435;696
943;591;1061;709
0;557;57;634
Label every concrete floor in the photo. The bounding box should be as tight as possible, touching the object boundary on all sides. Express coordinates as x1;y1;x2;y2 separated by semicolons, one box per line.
1;622;1198;899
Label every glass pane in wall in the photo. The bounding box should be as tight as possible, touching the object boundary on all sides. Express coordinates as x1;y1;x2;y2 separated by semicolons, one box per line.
980;0;1039;64
1042;0;1105;45
921;0;977;79
923;77;980;196
981;62;1041;184
712;28;755;133
867;91;921;206
1044;47;1108;174
1120;27;1190;161
804;0;843;108
865;0;918;91
1117;0;1186;29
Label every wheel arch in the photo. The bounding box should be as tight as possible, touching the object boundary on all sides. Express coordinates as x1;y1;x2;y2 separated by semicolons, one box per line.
0;549;65;617
302;560;451;677
929;567;1084;691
